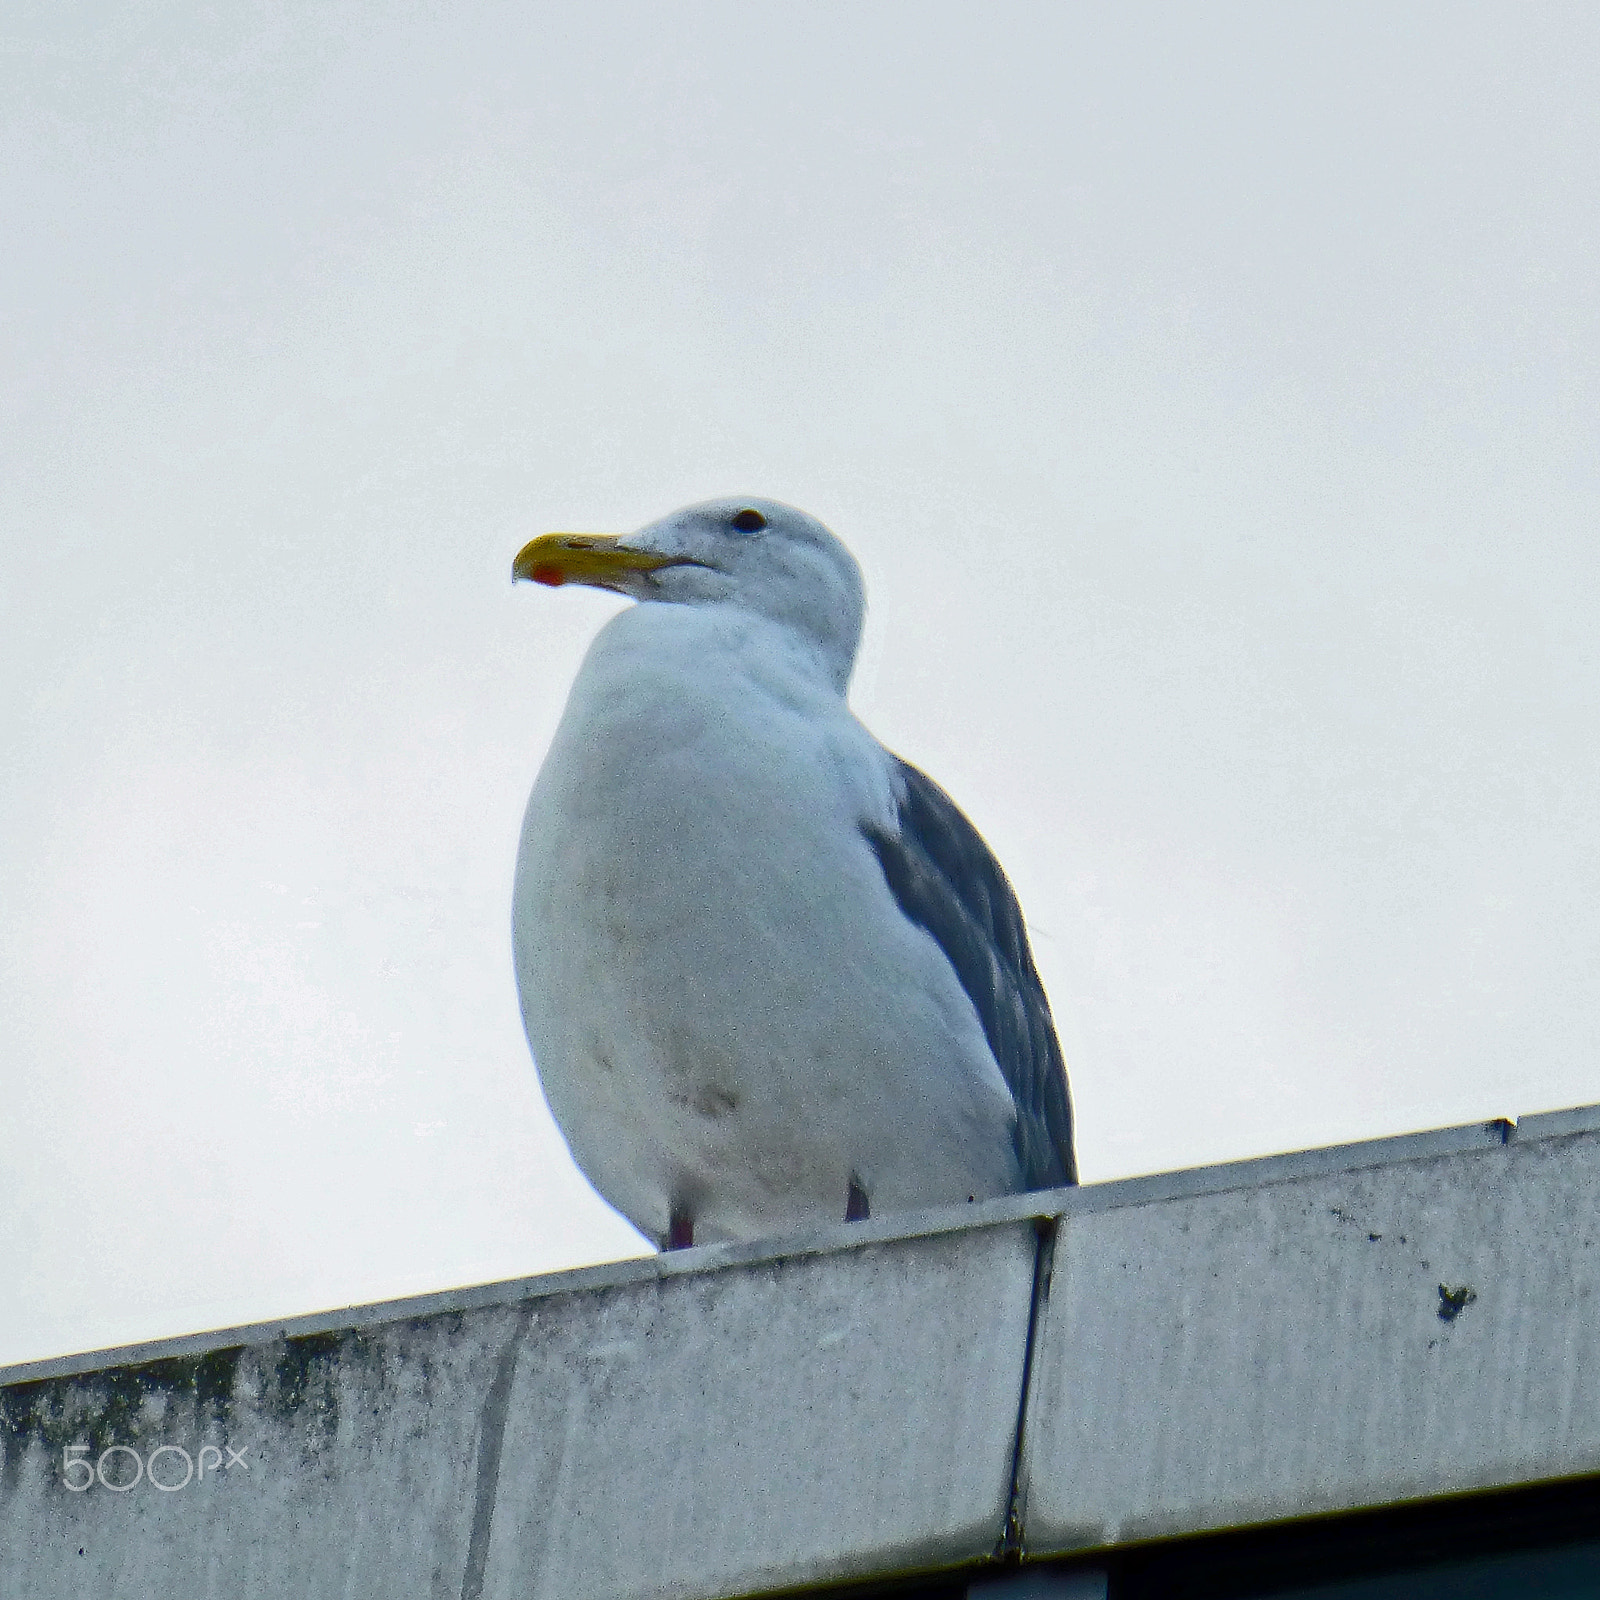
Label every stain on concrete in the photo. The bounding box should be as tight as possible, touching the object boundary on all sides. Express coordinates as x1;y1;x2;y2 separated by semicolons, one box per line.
460;1305;535;1600
1;1346;246;1494
271;1334;343;1423
1437;1283;1477;1322
0;1329;397;1493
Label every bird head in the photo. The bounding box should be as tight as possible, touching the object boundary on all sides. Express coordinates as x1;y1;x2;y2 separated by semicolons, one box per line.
513;497;866;690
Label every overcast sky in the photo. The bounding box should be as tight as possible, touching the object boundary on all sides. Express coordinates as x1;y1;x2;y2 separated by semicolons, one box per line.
3;2;1598;1367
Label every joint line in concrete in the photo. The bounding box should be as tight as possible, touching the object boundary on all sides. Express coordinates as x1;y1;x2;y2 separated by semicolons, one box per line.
1001;1213;1060;1561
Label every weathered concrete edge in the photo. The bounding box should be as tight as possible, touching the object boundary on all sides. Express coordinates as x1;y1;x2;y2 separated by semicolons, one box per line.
6;1100;1596;1391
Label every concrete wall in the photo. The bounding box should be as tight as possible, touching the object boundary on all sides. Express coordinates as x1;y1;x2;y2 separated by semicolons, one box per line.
5;1106;1600;1598
1;1221;1038;1600
1022;1106;1600;1553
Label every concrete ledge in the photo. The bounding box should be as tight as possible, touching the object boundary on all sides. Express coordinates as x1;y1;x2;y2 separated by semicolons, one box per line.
5;1105;1600;1598
1022;1112;1600;1553
0;1221;1038;1600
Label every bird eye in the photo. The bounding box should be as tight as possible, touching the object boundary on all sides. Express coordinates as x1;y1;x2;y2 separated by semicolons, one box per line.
730;508;766;532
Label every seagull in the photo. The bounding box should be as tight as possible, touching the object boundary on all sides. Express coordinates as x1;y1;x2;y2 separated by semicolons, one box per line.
511;497;1075;1250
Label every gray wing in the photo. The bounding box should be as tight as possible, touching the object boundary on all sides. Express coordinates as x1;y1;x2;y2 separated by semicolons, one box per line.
862;755;1077;1189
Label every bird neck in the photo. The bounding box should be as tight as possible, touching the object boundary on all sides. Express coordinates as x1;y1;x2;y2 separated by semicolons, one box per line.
623;600;854;699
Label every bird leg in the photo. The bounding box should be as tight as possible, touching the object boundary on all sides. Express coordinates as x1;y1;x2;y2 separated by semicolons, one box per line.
845;1177;870;1223
664;1204;695;1250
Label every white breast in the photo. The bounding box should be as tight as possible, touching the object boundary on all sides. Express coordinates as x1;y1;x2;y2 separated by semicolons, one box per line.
513;602;1022;1245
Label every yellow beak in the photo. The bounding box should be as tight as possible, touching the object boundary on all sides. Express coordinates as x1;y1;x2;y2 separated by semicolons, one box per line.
512;532;680;589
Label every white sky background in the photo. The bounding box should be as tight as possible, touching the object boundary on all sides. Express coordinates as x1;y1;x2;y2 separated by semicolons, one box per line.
2;2;1598;1367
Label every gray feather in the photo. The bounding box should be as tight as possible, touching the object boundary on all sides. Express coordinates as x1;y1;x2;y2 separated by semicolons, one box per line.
863;757;1077;1189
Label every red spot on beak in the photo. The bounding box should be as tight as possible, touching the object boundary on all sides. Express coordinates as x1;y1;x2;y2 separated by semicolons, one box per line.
530;566;566;587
